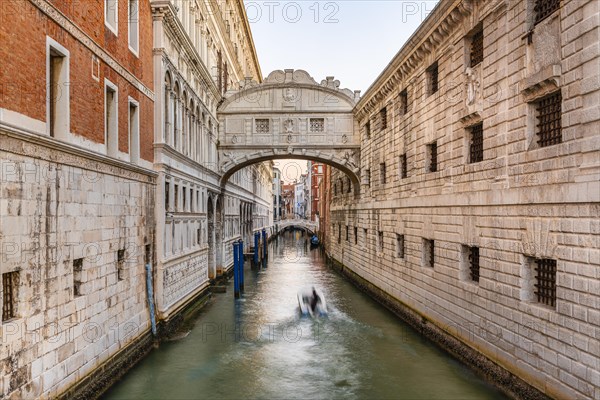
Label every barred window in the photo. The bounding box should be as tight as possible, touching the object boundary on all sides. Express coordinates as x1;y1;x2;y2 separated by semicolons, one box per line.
427;61;439;95
536;91;562;147
73;258;83;297
165;181;170;211
365;169;371;187
255;119;270;133
380;107;388;130
470;27;484;67
396;234;405;258
310;118;325;132
380;163;386;184
535;258;557;307
2;271;19;321
354;227;358;245
346;226;349;241
469;123;484;163
468;246;480;282
423;239;434;268
338;224;341;244
399;89;408;115
534;0;560;25
365;121;371;139
378;231;384;252
400;153;408;179
346;177;352;193
427;141;438;172
117;249;126;280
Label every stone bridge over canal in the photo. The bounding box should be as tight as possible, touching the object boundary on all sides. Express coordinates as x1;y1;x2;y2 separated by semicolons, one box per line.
217;69;362;193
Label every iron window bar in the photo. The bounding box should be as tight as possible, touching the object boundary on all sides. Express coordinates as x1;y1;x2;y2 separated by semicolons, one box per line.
534;0;560;26
534;258;557;307
468;246;480;282
536;91;562;147
469;123;484;163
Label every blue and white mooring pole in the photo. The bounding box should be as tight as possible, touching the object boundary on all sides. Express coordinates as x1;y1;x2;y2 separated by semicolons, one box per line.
233;242;240;299
239;239;244;292
254;231;260;266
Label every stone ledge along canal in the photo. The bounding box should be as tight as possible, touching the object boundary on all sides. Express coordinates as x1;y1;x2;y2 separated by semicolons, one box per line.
103;231;506;399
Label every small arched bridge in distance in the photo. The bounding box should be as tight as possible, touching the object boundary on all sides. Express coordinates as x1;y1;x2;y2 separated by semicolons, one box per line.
217;69;362;194
275;219;318;235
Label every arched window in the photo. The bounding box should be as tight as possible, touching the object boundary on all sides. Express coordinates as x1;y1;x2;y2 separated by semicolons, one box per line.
173;81;181;149
164;72;172;144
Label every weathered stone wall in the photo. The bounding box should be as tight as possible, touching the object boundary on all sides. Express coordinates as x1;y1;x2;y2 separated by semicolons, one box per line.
329;0;599;398
0;131;156;399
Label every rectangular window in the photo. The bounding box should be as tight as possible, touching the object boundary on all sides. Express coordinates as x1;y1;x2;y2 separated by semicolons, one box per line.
365;121;371;139
365;169;371;187
363;228;368;248
73;258;83;297
354;227;358;245
105;80;118;157
117;249;126;280
400;153;408;179
534;258;557;307
255;119;270;133
128;99;139;163
534;0;560;25
165;181;170;211
378;231;384;252
380;163;386;184
427;61;439;95
174;184;179;211
197;228;202;245
470;26;484;67
2;271;19;321
346;178;352;193
396;234;405;258
468;246;480;282
427;142;438;172
128;0;139;54
536;91;562;147
346;226;349;241
309;118;325;132
399;89;408;116
190;188;194;212
469;123;484;163
380;107;387;130
182;187;187;211
338;224;341;244
105;0;119;34
423;239;434;268
47;41;69;139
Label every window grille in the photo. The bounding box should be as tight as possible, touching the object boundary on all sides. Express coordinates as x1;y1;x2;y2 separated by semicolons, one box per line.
380;108;388;130
534;0;560;25
428;142;438;172
536;91;562;147
427;62;439;95
534;258;557;307
396;234;405;258
468;246;480;282
424;239;434;268
400;153;408;179
470;28;484;67
346;226;349;241
73;258;83;297
117;249;126;280
365;121;371;139
310;118;325;132
354;227;358;245
2;272;18;321
380;163;386;184
399;89;408;115
378;232;384;252
255;119;270;133
469;123;484;163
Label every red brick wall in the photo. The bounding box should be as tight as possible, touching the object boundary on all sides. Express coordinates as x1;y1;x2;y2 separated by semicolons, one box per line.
0;0;154;162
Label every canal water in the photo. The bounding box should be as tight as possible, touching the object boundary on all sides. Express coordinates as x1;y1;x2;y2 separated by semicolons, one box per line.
104;231;506;399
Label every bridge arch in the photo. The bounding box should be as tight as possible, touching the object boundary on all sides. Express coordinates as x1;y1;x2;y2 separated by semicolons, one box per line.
217;69;362;194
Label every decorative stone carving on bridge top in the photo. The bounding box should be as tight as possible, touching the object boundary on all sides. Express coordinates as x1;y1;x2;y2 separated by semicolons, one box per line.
217;69;362;191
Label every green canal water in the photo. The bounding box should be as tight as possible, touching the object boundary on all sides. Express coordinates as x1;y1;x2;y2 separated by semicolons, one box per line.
103;231;506;399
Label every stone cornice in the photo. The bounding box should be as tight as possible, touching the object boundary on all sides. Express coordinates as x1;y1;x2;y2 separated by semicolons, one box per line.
355;0;474;121
151;0;221;102
30;0;154;101
0;122;157;183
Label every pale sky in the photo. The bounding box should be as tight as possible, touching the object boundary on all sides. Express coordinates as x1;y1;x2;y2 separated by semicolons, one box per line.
248;1;440;92
248;1;440;183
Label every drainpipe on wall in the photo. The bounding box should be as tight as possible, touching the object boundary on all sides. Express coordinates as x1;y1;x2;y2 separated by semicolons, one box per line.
145;263;158;336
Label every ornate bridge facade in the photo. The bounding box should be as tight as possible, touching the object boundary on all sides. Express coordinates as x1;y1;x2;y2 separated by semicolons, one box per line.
275;218;318;235
217;69;362;192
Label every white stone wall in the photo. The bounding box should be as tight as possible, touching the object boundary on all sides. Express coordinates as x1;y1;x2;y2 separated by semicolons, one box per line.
0;131;155;399
330;0;599;398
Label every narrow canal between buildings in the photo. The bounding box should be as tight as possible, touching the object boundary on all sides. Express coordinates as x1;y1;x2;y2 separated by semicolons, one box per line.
104;231;506;400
